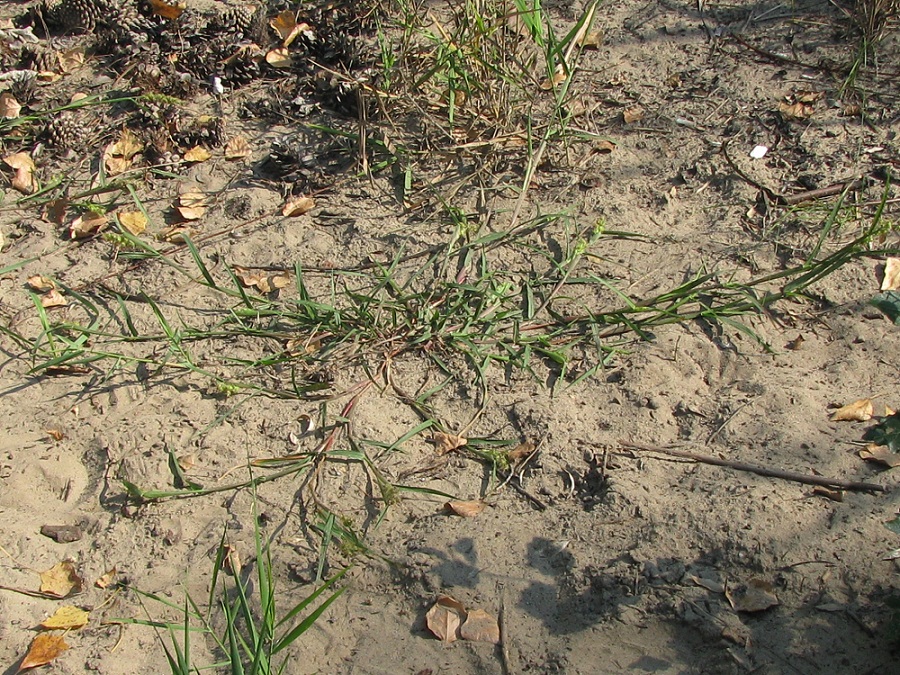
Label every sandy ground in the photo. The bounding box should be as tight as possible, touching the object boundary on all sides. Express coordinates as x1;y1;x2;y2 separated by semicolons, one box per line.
1;0;899;673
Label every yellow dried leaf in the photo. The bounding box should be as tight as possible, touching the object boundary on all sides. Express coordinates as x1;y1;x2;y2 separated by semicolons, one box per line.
445;499;486;518
887;406;897;417
57;48;85;74
183;146;212;163
0;92;21;119
12;167;36;194
39;561;82;598
70;92;89;104
265;48;292;68
831;398;874;422
623;106;643;124
40;605;89;630
117;210;147;235
256;273;292;294
282;196;315;216
785;334;805;351
37;71;61;83
224;136;251;160
882;257;900;291
431;431;467;454
223;543;241;576
41;289;68;308
425;595;467;642
460;608;500;644
46;428;65;442
18;633;69;672
69;212;108;239
26;275;56;292
150;0;186;20
94;567;117;589
176;192;207;221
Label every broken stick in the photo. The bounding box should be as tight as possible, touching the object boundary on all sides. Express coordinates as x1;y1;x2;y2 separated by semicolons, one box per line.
620;441;887;493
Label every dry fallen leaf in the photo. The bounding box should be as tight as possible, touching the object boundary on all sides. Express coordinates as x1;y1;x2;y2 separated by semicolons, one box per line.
882;258;900;291
507;441;536;464
46;428;65;442
785;334;805;351
41;289;68;309
622;106;643;124
103;130;143;175
39;561;82;598
17;633;69;672
431;432;467;454
445;499;486;518
233;266;291;293
224;135;251;160
269;10;309;47
94;567;117;589
425;595;467;643
539;67;566;91
183;146;212;163
117;210;147;235
812;486;844;502
223;543;242;577
577;30;603;49
265;47;292;68
157;226;191;243
26;275;56;293
57;47;84;74
40;605;89;630
459;608;500;644
726;578;779;613
778;100;814;120
858;444;900;468
831;398;874;422
592;139;616;154
149;0;186;19
69;212;108;239
282;196;315;216
44;198;69;225
176;192;207;221
4;151;36;194
0;92;21;119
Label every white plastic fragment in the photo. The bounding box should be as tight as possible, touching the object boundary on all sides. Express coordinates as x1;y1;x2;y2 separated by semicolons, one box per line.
211;76;224;95
749;145;768;159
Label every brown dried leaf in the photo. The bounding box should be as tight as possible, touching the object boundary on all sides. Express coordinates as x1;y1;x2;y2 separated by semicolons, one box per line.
117;210;147;235
44;198;69;225
46;428;65;442
224;136;251;160
4;152;35;171
539;68;566;91
858;444;900;468
104;130;143;175
459;608;500;644
831;398;874;422
183;146;212;163
158;226;191;243
17;633;69;672
41;289;68;308
39;561;82;598
176;192;207;221
94;567;117;589
812;486;844;502
0;92;21;119
507;441;536;464
12;166;36;194
37;71;61;83
795;90;824;103
577;30;603;49
223;543;242;577
149;0;186;20
26;275;56;293
778;100;814;120
57;47;84;74
40;605;89;630
726;578;778;613
69;212;108;239
256;273;291;294
592;139;616;154
882;257;900;291
622;106;643;124
270;10;308;47
445;499;486;518
432;432;467;454
265;48;292;68
785;334;805;351
282;196;315;216
425;595;467;642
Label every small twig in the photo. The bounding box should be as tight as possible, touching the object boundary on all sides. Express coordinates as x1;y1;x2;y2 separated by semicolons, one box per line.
620;441;887;493
497;584;510;675
0;584;62;599
782;178;865;205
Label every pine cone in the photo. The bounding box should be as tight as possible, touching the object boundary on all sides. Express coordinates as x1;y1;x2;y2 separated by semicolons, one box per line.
41;0;111;32
45;112;85;150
